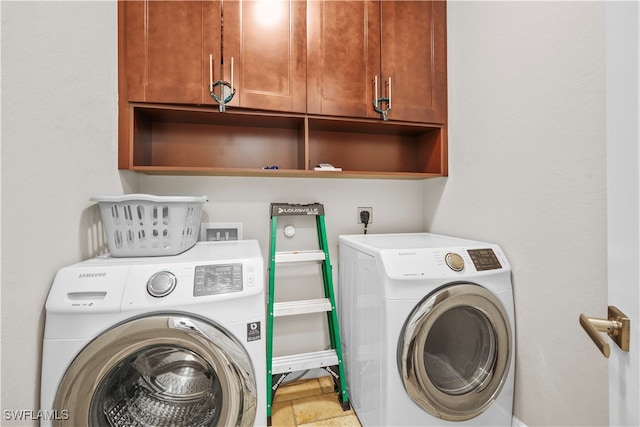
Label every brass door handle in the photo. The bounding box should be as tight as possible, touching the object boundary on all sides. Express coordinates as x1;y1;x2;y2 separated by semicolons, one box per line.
579;305;630;358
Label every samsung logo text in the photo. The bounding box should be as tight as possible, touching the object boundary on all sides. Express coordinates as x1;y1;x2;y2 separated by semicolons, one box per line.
78;272;107;278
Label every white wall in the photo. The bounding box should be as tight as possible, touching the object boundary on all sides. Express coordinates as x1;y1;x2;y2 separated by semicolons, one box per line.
0;1;610;426
427;2;608;426
0;1;139;422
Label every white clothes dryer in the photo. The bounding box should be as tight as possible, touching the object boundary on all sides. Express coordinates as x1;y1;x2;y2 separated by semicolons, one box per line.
338;233;515;427
41;241;266;427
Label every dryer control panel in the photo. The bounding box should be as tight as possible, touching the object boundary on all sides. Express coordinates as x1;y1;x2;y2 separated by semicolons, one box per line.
468;248;502;271
443;249;503;272
445;253;465;271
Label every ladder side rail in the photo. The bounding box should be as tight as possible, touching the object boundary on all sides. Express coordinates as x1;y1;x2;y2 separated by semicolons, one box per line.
316;215;338;347
266;215;279;419
316;214;349;406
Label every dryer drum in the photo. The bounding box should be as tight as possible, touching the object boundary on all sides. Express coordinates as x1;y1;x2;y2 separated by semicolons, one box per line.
397;283;512;422
423;306;498;396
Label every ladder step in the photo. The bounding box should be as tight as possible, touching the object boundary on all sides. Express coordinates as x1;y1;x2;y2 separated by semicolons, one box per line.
274;298;332;317
272;350;339;375
275;250;326;263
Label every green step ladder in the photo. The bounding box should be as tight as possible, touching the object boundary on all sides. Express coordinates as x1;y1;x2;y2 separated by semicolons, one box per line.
266;202;350;425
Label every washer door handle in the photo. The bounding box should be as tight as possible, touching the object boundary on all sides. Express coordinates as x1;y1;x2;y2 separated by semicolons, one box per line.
579;305;630;358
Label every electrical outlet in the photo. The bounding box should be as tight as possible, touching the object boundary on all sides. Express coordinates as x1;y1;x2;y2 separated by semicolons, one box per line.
357;207;373;224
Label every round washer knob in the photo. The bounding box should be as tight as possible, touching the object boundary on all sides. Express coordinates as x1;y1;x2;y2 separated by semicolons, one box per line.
147;271;177;297
445;252;465;272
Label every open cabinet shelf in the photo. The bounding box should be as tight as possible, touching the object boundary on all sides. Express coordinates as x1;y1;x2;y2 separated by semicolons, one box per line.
307;116;446;176
126;104;447;179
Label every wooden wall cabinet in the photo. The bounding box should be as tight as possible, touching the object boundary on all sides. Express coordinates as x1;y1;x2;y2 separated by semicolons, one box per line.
223;0;307;113
122;0;306;111
118;0;448;179
123;1;220;105
307;0;447;124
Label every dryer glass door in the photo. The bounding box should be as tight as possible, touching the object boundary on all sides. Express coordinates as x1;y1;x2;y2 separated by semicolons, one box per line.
397;283;512;421
52;314;257;427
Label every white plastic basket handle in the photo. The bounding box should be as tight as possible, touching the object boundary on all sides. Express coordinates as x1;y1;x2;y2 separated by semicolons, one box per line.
91;194;208;203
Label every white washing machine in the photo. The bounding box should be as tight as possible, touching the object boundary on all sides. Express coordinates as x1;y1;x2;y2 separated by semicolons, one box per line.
338;233;515;427
41;240;266;427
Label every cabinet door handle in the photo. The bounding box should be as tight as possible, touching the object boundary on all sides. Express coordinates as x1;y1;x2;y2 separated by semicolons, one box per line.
209;55;236;111
373;75;379;109
230;56;235;93
372;75;391;121
209;54;214;93
387;77;392;110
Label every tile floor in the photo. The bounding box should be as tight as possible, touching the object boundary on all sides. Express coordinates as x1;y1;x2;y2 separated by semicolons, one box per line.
271;376;361;426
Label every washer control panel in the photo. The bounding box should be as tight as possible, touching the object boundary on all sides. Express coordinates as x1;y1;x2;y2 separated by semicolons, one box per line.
147;271;177;297
194;263;244;296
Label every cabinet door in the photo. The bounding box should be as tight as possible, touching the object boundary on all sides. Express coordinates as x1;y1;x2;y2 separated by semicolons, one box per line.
380;1;447;124
307;0;380;118
124;1;220;105
223;0;307;113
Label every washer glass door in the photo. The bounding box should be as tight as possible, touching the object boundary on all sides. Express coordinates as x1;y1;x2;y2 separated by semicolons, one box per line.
52;314;256;427
397;283;512;421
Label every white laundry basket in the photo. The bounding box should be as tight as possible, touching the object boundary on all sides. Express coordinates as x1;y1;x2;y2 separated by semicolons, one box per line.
91;194;207;257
